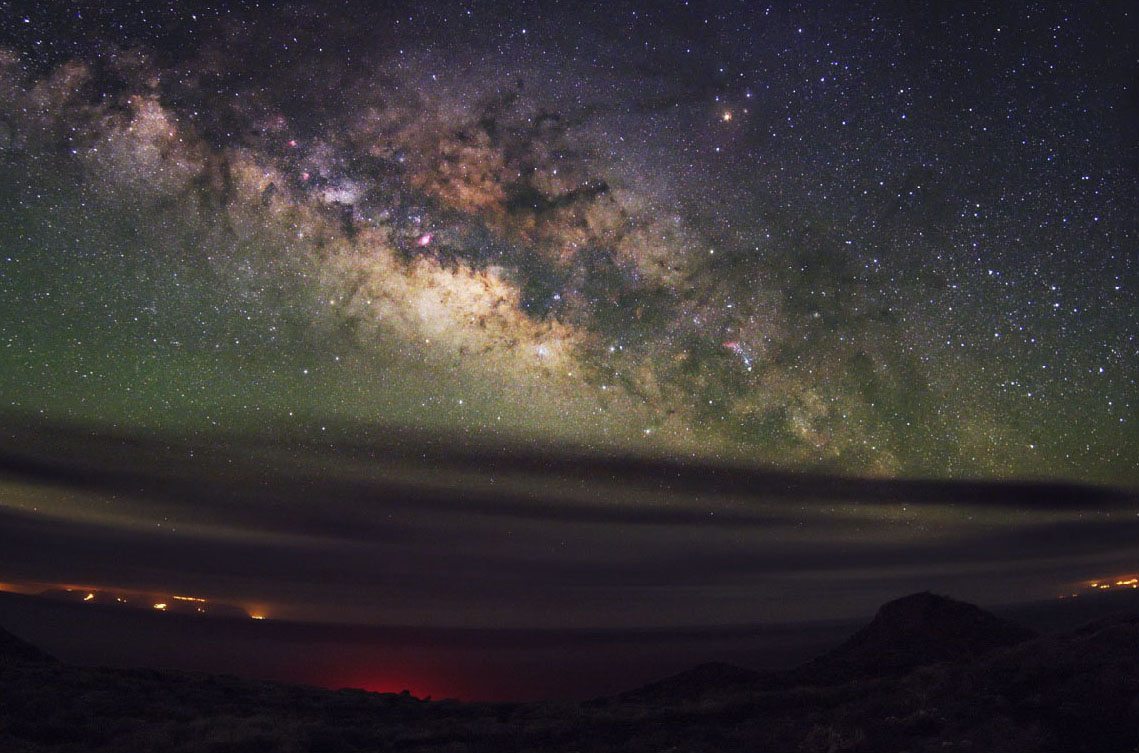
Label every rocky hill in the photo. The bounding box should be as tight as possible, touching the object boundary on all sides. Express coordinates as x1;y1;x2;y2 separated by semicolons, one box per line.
786;591;1038;684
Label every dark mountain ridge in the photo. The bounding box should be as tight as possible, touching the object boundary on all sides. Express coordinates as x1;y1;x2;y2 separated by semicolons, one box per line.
786;590;1038;684
2;593;1137;752
0;624;56;665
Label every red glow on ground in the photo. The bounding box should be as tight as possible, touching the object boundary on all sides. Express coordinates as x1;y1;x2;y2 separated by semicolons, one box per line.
322;672;456;701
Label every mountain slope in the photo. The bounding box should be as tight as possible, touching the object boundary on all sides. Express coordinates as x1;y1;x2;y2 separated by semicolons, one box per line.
788;591;1036;684
0;626;56;665
1;594;1137;752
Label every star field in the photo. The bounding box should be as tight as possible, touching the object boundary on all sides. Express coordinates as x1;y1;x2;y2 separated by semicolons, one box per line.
0;0;1135;487
0;0;1136;640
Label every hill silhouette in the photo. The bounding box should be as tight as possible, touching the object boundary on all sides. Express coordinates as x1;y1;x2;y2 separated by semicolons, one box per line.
0;625;56;665
1;593;1137;752
615;660;764;703
787;591;1037;684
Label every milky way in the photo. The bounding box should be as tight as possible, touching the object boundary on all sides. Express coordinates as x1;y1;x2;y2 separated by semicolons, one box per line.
0;0;1137;637
1;1;1136;484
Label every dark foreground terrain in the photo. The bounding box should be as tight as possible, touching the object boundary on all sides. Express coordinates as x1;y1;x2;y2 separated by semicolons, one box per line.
2;593;1137;753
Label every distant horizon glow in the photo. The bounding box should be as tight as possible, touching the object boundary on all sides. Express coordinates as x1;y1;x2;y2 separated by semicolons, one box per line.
3;569;1139;631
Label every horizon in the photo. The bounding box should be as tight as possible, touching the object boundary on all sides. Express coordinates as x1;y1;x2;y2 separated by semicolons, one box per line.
2;416;1137;632
4;583;1138;703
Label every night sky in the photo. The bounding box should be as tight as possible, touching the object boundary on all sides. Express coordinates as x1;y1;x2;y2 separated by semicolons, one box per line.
0;0;1137;669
